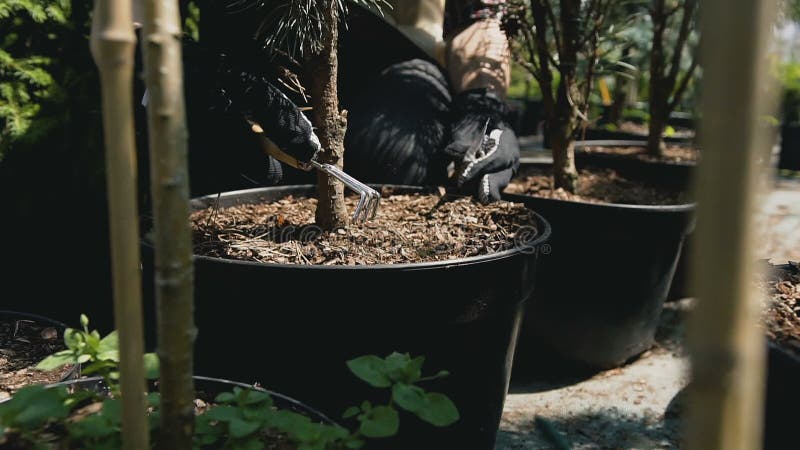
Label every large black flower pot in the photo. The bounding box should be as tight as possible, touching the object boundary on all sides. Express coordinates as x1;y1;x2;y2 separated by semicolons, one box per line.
141;185;551;450
504;175;695;372
572;140;698;302
779;124;800;171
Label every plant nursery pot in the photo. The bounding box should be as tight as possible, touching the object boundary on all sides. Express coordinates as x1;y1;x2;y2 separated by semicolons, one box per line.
0;310;80;396
141;185;551;450
572;140;698;302
504;168;695;371
779;124;800;171
761;262;800;450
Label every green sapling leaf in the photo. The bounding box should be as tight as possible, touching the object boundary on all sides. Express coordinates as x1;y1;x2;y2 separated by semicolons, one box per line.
35;350;74;371
358;405;399;438
228;417;260;438
416;393;459;427
143;353;159;380
391;383;427;414
346;355;391;388
214;392;235;404
80;314;89;330
342;406;360;419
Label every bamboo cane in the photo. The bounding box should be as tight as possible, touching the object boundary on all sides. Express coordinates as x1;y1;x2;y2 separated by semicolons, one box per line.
686;1;780;449
89;1;149;449
140;0;196;448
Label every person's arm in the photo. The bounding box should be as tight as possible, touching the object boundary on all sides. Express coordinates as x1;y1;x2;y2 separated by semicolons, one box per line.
442;1;518;203
445;1;510;96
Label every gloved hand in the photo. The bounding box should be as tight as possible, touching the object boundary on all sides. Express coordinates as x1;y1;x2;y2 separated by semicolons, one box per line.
208;54;322;165
443;88;519;203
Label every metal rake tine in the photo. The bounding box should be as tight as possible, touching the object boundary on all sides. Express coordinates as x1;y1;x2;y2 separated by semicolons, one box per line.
353;191;369;223
311;162;380;223
367;190;380;220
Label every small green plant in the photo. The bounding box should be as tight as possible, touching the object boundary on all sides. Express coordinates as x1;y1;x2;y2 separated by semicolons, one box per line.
0;317;459;449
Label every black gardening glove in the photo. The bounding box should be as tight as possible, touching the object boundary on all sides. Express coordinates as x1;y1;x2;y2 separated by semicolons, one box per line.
444;88;520;203
207;53;322;165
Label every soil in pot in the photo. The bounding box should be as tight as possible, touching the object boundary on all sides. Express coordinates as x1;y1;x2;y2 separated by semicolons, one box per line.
579;144;700;164
505;165;691;206
0;312;76;401
191;187;538;265
759;262;800;357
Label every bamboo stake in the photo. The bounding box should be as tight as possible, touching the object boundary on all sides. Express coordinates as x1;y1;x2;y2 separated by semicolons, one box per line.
686;1;780;449
140;0;196;448
89;1;149;449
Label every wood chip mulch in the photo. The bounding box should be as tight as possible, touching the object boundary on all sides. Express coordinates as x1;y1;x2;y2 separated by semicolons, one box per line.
191;190;539;265
1;318;73;400
615;121;695;140
505;166;691;206
580;145;700;163
760;262;800;356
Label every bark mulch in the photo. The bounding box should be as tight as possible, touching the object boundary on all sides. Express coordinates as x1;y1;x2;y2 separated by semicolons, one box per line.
580;144;700;164
0;318;73;400
191;190;539;265
760;262;800;356
505;166;691;206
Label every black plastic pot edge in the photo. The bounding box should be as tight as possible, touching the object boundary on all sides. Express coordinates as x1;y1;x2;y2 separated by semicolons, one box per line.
0;310;81;387
41;375;340;427
163;184;553;271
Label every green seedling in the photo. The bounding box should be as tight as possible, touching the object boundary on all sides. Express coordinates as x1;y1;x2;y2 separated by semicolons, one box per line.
1;317;459;449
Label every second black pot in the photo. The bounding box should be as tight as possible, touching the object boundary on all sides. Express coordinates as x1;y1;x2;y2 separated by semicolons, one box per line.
141;185;551;450
505;170;695;372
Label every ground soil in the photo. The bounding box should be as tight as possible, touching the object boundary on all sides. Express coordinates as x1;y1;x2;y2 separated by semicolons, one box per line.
505;166;690;205
580;144;700;164
759;262;800;356
0;317;73;401
614;121;695;140
191;189;538;265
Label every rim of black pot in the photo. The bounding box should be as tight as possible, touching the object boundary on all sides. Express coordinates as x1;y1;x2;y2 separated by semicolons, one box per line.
151;184;552;271
45;375;340;426
0;310;71;331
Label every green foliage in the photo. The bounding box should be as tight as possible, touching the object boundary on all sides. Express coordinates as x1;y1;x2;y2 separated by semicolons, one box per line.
36;315;160;394
3;319;458;449
0;0;87;160
778;62;800;125
344;352;459;431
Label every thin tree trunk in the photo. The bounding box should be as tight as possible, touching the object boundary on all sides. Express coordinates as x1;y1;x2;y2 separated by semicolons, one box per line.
141;0;196;448
686;0;779;448
647;101;668;156
551;0;581;193
89;1;149;449
308;2;348;230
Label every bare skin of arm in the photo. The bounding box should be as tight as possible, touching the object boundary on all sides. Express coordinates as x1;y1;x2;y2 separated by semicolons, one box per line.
446;17;511;97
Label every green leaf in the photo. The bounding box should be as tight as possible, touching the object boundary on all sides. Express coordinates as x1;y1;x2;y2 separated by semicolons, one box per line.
239;389;271;406
342;406;360;419
358;405;399;438
147;392;160;407
346;356;391;388
36;350;75;370
391;383;426;414
2;385;68;428
97;331;120;361
205;405;240;422
80;314;89;329
214;392;235;404
143;353;159;380
383;352;413;382
228;418;260;438
416;393;459;427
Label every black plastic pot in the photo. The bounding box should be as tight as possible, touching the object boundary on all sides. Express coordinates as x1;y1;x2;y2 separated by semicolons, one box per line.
779;124;800;171
571;140;698;302
0;310;80;387
141;185;551;450
505;166;695;372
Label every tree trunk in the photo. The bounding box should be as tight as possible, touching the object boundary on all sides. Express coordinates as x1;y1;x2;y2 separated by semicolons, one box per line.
141;0;196;448
89;1;149;449
550;125;578;192
308;2;348;230
647;102;668;157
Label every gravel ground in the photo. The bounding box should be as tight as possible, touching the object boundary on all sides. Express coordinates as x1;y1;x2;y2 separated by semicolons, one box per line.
497;174;800;450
